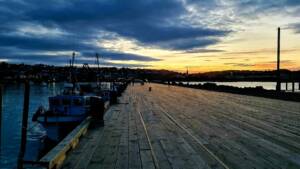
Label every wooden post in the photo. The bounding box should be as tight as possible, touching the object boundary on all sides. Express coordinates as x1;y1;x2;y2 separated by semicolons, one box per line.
276;27;281;92
292;81;295;92
0;84;2;151
286;82;288;91
186;66;189;86
17;81;30;169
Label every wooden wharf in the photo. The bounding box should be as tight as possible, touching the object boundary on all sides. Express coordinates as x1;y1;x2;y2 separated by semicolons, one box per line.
61;83;300;169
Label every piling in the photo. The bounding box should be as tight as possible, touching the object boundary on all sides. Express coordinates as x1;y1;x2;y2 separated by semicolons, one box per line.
0;84;2;151
17;81;30;169
292;81;295;92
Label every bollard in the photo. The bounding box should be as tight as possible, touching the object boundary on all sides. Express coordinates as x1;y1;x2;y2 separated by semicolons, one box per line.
17;81;30;169
286;82;288;91
90;97;104;127
110;91;117;104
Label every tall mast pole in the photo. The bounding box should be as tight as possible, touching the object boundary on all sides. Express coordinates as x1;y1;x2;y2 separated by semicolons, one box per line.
95;53;102;88
71;52;76;92
276;27;281;92
96;53;100;72
72;52;75;68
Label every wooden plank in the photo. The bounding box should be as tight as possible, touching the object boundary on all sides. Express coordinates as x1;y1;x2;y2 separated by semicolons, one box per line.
61;127;104;169
61;83;300;169
40;117;92;169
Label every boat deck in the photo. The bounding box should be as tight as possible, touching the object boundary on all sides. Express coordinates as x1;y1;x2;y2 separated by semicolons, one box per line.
62;83;300;169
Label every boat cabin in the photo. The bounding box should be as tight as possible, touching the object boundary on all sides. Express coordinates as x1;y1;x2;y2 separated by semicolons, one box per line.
49;95;90;116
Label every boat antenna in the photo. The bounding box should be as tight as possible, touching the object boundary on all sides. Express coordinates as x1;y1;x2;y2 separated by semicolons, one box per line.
96;53;100;72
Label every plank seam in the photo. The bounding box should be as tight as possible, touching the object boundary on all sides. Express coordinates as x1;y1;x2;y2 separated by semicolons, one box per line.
159;107;231;169
137;110;160;169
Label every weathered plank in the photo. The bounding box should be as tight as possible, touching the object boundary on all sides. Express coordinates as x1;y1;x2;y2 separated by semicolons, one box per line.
62;83;300;169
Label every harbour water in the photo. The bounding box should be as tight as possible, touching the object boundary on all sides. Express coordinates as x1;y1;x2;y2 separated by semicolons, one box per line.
0;83;62;169
180;81;300;91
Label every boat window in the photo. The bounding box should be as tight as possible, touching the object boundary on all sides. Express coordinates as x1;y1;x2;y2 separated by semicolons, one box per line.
85;98;90;105
50;99;60;106
73;98;83;106
62;98;71;105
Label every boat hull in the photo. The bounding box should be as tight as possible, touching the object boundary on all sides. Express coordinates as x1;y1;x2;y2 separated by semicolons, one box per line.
37;115;86;142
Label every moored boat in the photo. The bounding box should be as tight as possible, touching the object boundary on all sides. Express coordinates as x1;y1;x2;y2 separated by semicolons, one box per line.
32;94;97;142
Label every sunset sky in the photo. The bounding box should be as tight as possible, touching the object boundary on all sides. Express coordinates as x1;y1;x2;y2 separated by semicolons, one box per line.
0;0;300;72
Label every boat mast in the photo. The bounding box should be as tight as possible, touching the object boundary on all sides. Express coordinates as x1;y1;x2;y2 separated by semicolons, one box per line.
96;53;101;87
71;52;76;93
72;52;76;68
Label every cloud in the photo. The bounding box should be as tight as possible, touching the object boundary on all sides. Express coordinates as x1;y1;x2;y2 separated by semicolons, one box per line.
232;0;300;18
183;48;225;54
25;0;230;49
4;53;151;67
0;0;230;47
156;38;221;50
0;0;299;68
81;51;161;62
224;60;296;69
0;0;234;66
253;60;296;69
225;48;300;55
3;54;72;65
224;62;255;67
0;34;84;51
288;23;300;33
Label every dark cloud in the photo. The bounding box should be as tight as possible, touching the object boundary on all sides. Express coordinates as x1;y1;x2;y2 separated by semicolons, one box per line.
0;0;231;66
23;0;229;49
234;0;300;17
3;53;151;68
288;23;300;33
156;38;221;50
1;0;298;67
80;51;161;62
0;34;84;51
2;54;71;65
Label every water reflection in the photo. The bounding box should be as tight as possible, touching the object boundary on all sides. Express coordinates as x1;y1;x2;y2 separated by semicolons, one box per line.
0;83;62;169
179;81;300;91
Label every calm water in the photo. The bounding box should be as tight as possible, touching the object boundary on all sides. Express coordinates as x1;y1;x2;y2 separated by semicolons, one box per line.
180;81;300;91
0;83;62;169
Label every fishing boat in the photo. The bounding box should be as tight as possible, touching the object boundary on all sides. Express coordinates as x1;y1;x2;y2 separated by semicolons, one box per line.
31;52;103;142
32;83;102;142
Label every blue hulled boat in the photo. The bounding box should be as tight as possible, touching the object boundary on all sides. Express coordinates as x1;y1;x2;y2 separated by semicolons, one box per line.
32;82;102;142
